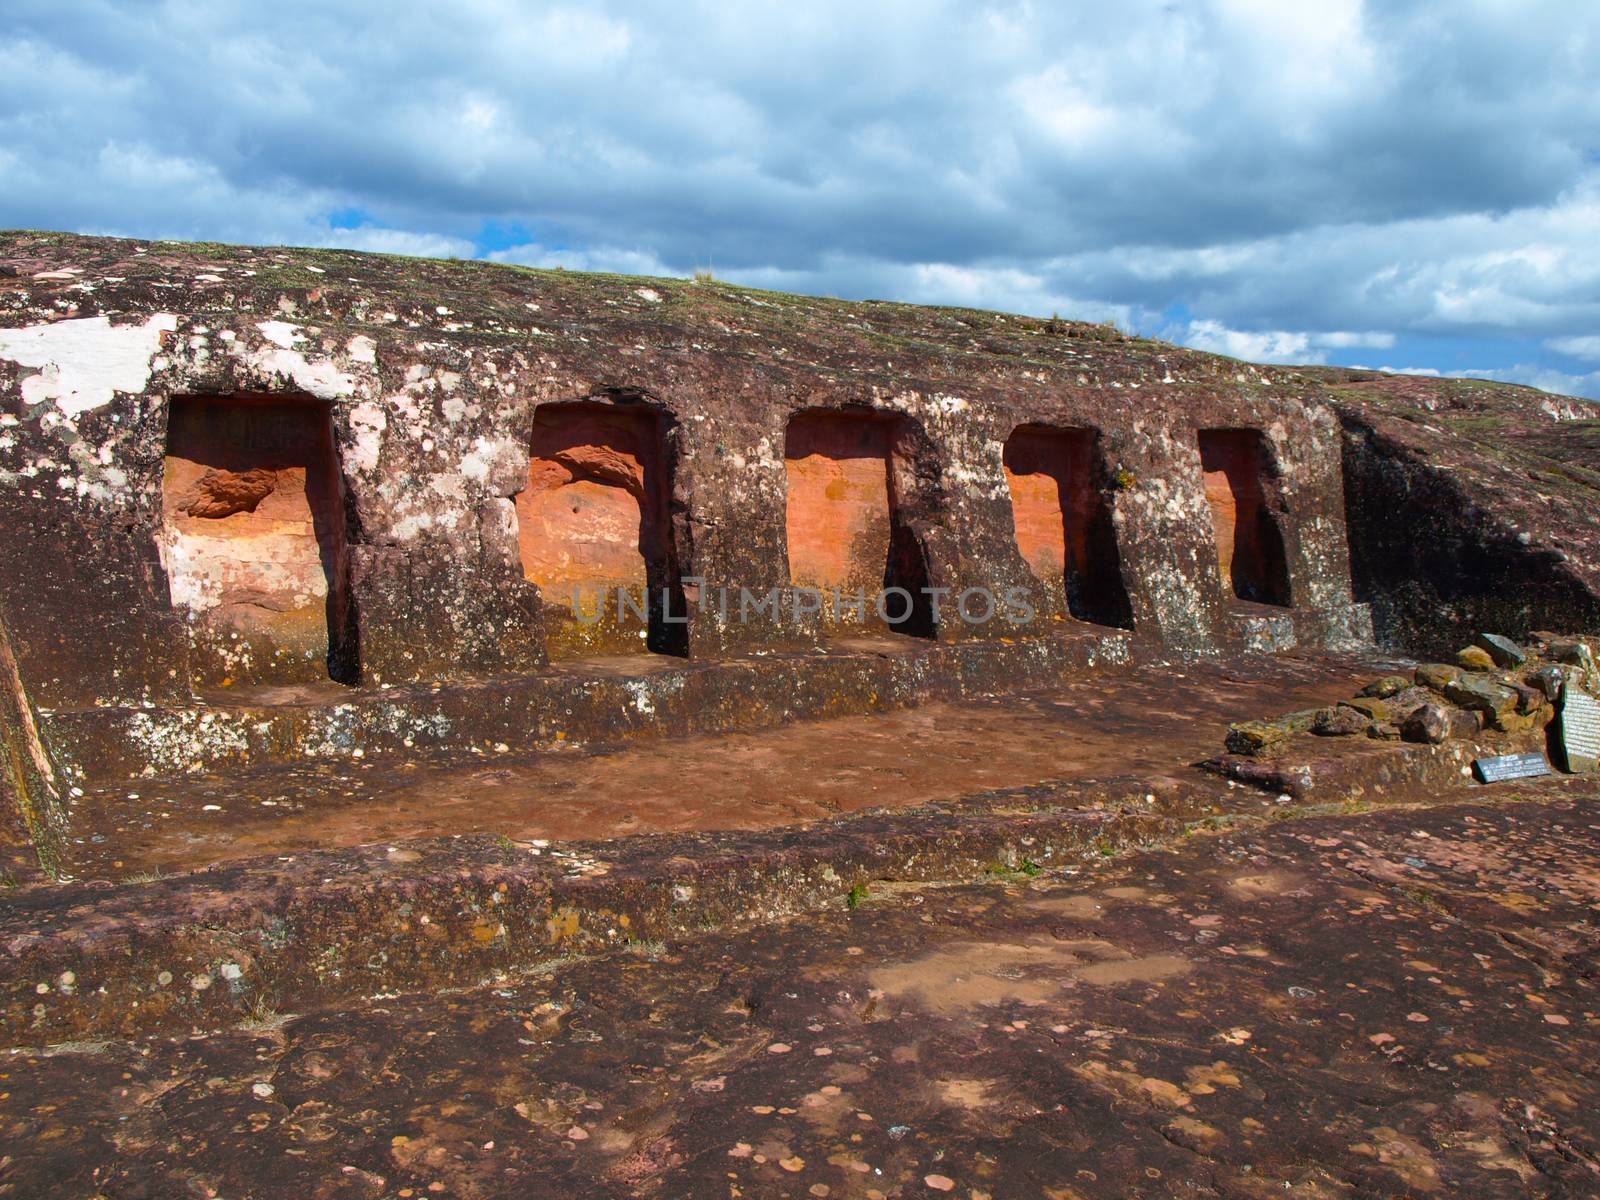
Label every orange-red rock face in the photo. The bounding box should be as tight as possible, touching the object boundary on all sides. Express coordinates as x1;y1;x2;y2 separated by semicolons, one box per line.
1003;427;1132;628
1199;430;1291;606
160;396;351;684
1004;428;1092;606
517;403;675;658
783;412;895;631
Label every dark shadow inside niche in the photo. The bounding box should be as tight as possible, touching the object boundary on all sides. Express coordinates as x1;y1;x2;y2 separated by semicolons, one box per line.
162;393;357;684
783;409;935;638
517;400;686;659
1002;425;1134;629
1198;429;1292;607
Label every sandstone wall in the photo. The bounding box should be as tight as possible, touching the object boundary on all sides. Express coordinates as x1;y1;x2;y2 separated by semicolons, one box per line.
0;235;1378;718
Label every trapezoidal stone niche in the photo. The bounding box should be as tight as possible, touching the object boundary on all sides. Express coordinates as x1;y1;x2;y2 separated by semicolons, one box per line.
516;401;687;659
160;394;357;688
1198;428;1292;607
783;409;935;638
1002;425;1134;630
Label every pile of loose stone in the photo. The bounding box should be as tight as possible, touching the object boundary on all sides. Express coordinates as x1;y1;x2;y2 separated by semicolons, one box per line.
1227;632;1599;767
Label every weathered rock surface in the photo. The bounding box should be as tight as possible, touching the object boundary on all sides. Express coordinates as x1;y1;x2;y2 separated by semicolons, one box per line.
0;233;1597;872
0;230;1409;867
0;232;1596;1197
1325;369;1600;659
4;791;1599;1198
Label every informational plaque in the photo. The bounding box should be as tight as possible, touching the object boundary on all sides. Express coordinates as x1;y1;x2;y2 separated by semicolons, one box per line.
1560;689;1600;774
1473;752;1552;784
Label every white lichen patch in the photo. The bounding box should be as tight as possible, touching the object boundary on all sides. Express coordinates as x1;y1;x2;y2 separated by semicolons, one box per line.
348;401;388;474
256;320;305;349
457;435;523;488
0;313;178;417
235;321;356;398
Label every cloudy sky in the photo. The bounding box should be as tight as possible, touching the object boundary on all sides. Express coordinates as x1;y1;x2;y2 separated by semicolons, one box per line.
4;1;1599;397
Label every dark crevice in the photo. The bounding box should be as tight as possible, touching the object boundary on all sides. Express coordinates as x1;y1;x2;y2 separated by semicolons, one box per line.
1339;415;1600;656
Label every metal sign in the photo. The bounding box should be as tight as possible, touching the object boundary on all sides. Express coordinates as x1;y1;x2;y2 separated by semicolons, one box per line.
1473;752;1552;784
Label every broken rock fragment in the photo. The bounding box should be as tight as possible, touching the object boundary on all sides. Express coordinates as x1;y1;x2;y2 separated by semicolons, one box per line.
1225;720;1290;757
1401;704;1451;745
1415;663;1461;694
1525;666;1565;704
1548;639;1596;670
1475;633;1527;668
1383;685;1437;723
1311;706;1368;737
1441;676;1520;729
1341;696;1391;723
1447;708;1483;740
1276;708;1322;735
1359;674;1411;699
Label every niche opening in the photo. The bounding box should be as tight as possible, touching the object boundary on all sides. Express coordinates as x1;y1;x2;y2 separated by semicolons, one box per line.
1003;425;1133;629
783;409;934;638
161;393;356;686
1198;429;1292;606
517;401;686;659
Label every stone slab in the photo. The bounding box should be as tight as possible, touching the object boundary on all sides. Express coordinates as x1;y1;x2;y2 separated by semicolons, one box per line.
1560;688;1600;774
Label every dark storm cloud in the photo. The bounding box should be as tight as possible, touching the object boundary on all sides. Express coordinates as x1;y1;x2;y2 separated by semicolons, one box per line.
2;0;1598;395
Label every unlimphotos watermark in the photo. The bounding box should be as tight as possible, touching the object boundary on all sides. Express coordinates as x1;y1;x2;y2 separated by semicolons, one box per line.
568;582;1037;626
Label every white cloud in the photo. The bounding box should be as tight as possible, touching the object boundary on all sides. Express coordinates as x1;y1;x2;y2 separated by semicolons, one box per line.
1183;320;1315;364
1351;365;1442;377
1317;331;1396;350
718;257;1135;327
1548;335;1600;361
3;0;1600;394
318;229;475;258
488;242;679;277
1177;322;1397;365
1462;364;1600;402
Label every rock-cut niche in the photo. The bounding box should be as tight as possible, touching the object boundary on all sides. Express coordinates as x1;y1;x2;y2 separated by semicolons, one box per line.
516;401;686;659
1002;425;1134;629
783;409;935;637
160;393;356;687
1197;429;1292;607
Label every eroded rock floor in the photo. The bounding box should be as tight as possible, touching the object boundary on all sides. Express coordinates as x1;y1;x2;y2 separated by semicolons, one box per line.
66;651;1377;879
7;789;1600;1198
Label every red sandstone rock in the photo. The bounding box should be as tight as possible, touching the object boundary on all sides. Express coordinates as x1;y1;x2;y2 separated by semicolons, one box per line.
176;466;279;518
1401;702;1451;744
